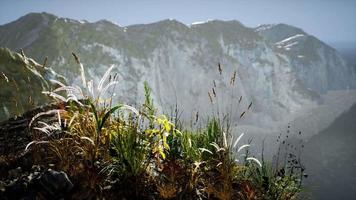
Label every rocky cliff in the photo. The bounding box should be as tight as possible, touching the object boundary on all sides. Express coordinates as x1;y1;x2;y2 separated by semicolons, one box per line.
1;12;355;137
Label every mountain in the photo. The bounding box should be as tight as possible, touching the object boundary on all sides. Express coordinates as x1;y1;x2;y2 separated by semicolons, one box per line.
0;47;64;121
0;12;355;138
256;24;355;93
303;103;356;199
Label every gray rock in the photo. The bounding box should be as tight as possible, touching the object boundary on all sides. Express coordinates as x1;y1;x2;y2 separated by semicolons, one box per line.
34;169;73;199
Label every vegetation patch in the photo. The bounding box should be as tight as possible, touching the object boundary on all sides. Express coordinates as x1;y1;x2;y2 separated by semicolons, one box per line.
0;53;306;199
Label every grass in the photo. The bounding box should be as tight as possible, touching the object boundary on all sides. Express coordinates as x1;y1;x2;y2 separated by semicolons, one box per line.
23;54;305;199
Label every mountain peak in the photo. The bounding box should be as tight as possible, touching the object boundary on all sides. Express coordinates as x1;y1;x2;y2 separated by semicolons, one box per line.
190;19;245;28
255;23;306;43
17;12;57;24
256;23;304;32
147;19;189;28
94;19;121;27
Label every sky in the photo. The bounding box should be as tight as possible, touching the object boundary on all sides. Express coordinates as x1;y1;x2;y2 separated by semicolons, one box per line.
0;0;356;45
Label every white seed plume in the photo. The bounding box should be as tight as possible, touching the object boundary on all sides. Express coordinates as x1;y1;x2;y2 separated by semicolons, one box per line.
80;136;95;146
223;132;228;148
199;148;213;155
98;64;115;91
233;133;244;148
79;63;86;88
238;144;250;152
246;157;262;168
25;141;49;151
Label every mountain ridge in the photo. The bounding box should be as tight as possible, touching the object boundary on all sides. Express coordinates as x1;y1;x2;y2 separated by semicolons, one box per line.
0;12;355;139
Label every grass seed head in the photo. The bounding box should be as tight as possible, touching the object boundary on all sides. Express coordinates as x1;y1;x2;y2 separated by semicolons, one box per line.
230;70;237;86
218;62;222;75
208;92;213;103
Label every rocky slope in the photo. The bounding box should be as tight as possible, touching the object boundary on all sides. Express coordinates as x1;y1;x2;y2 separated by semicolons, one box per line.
256;24;355;93
0;47;64;121
0;12;355;137
303;103;356;199
0;102;75;199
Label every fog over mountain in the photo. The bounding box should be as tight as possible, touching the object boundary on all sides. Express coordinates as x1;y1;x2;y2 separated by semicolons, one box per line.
1;12;356;142
329;41;356;71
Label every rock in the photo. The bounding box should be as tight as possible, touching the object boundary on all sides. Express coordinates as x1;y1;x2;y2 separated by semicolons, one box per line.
33;169;73;199
4;180;27;199
8;167;22;179
0;102;65;156
0;105;71;199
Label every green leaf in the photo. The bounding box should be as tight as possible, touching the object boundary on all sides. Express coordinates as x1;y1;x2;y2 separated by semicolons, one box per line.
90;102;100;132
99;105;122;131
159;147;166;159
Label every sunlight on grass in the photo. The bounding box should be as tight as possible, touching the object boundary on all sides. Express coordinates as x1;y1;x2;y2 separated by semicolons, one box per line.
24;53;305;199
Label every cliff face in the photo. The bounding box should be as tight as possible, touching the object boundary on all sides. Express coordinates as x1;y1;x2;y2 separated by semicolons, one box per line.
256;24;356;93
0;48;64;121
0;12;355;136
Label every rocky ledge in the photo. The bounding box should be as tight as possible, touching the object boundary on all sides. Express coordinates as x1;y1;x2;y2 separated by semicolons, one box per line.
0;103;75;200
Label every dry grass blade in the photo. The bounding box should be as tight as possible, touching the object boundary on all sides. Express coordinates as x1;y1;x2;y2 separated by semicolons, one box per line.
72;52;80;64
99;81;119;96
29;109;63;128
49;79;66;87
238;96;242;104
246;157;262;168
210;142;225;152
43;57;48;68
98;64;115;91
239;111;246;119
25;140;50;151
1;72;9;82
195;111;199;123
121;104;140;116
199;148;213;155
233;133;244;148
223;132;228;148
230;70;237;85
237;144;250;152
42;91;67;102
72;52;86;88
87;80;94;98
20;49;26;58
53;85;82;94
33;127;51;136
208;92;213;103
57;110;61;126
33;120;61;136
80;136;95;146
218;62;222;75
248;101;252;110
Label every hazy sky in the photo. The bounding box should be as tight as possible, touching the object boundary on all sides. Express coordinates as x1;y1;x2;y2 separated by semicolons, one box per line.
1;0;356;44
